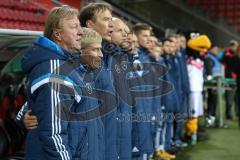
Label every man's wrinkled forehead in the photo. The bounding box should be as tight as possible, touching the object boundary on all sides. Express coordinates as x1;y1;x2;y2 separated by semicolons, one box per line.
59;15;79;27
112;18;123;26
138;30;151;36
93;8;112;20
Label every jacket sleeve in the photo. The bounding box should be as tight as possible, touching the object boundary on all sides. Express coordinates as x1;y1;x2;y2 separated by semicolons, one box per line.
31;82;72;160
16;101;29;128
204;58;214;76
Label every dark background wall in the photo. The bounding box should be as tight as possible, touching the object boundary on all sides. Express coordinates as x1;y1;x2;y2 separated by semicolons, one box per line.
107;0;240;46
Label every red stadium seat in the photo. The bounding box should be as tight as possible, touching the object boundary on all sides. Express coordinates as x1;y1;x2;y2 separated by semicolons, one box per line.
228;0;235;4
235;18;240;24
0;20;8;29
227;11;235;17
227;17;235;24
0;0;80;31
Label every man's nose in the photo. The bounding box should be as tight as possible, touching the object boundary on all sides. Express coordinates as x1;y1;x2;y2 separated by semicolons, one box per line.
99;49;103;57
78;26;83;36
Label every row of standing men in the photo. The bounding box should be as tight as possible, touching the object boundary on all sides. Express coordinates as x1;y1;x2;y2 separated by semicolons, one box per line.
17;3;209;160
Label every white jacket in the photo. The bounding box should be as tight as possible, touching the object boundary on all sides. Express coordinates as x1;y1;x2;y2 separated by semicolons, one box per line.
187;58;204;92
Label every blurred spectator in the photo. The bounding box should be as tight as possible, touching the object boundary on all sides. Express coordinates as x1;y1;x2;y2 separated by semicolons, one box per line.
230;44;240;124
222;40;239;119
128;33;139;55
205;45;223;126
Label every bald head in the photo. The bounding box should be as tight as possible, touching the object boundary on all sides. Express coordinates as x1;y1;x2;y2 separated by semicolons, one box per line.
111;18;130;46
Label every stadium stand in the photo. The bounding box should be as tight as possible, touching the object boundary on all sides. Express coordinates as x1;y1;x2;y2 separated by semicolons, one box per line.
0;0;81;31
186;0;240;32
0;0;48;31
1;1;239;160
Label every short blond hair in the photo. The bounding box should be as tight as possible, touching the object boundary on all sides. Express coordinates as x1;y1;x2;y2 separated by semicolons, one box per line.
133;23;152;36
44;5;79;40
81;27;102;49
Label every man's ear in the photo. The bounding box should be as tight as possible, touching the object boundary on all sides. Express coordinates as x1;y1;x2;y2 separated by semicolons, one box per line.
53;29;62;41
86;20;94;28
